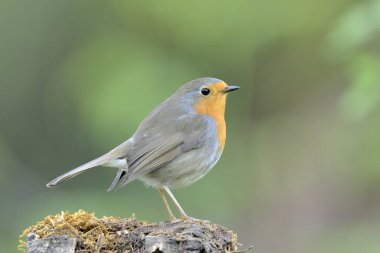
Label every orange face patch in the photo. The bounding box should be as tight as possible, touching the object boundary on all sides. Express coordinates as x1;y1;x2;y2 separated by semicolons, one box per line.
194;82;228;151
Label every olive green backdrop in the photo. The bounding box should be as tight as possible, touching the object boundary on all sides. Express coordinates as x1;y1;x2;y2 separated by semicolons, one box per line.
1;0;380;252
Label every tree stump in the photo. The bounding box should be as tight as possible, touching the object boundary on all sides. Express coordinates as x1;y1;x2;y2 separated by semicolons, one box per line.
19;210;240;253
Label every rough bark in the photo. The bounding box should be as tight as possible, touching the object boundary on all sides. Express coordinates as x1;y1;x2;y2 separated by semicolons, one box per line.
27;234;76;253
22;211;239;253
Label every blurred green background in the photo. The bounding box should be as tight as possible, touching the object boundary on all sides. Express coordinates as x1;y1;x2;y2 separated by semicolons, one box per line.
1;0;380;252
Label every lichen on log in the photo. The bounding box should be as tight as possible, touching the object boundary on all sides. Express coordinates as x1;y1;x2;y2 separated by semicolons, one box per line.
19;210;239;253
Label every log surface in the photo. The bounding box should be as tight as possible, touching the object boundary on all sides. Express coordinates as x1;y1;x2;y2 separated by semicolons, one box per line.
23;211;238;253
27;234;76;253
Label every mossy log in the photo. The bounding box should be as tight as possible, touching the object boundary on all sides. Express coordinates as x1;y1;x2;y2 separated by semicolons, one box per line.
19;210;240;253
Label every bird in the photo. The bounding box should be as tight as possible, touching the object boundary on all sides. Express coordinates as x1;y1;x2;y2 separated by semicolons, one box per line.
47;77;239;220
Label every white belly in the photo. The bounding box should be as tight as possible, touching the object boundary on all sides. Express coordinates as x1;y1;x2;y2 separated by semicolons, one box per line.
139;144;222;189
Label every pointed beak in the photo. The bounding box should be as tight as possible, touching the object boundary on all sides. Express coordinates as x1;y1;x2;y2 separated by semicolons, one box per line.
223;85;240;93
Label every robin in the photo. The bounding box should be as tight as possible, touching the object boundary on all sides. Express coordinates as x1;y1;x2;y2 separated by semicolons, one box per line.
47;77;239;220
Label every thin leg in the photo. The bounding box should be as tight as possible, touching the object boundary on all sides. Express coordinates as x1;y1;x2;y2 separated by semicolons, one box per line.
159;188;176;221
163;185;189;220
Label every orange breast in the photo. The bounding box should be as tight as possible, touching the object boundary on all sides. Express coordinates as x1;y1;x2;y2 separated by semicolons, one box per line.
194;83;227;151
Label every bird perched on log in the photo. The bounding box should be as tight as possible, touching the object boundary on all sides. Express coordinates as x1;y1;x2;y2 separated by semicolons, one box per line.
47;77;239;220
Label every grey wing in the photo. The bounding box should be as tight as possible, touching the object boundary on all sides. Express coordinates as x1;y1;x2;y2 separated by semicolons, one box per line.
108;114;209;191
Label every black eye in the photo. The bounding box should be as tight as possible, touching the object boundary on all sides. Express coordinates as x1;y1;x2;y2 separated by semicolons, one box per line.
201;88;210;96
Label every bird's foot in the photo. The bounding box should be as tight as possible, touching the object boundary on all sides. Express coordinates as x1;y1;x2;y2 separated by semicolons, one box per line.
168;215;177;222
180;215;210;223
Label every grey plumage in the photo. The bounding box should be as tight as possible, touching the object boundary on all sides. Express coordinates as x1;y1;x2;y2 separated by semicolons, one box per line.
46;140;132;187
47;77;222;190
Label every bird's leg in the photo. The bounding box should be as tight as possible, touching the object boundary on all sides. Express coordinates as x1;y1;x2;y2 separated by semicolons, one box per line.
159;188;176;221
163;185;189;220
